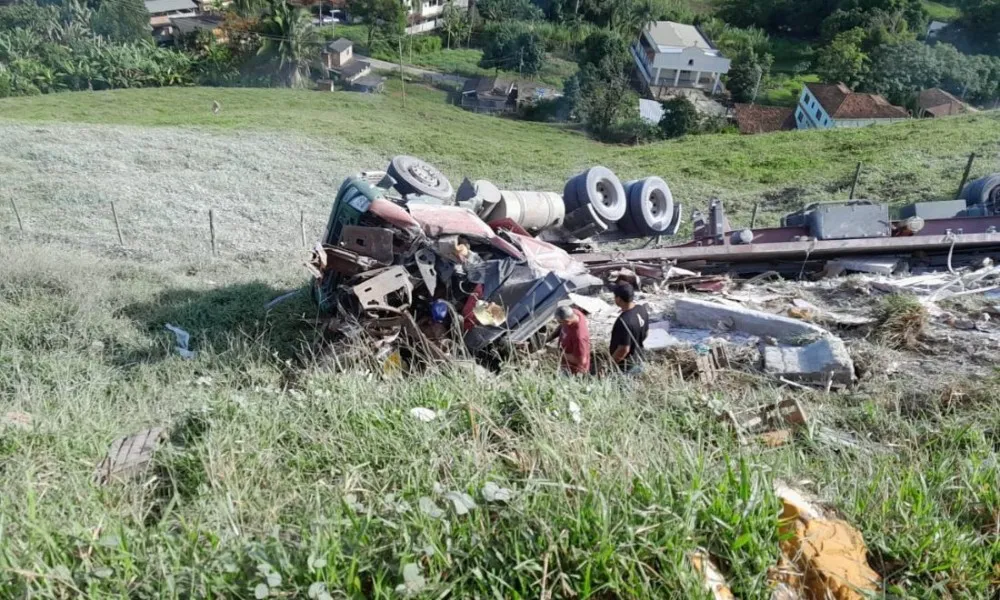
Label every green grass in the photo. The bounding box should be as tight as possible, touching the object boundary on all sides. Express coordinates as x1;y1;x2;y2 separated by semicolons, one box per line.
922;0;961;21
1;85;998;229
0;241;996;598
761;72;820;106
0;86;999;598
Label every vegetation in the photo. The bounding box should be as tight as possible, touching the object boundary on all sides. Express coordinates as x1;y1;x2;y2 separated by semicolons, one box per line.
256;0;321;88
727;49;773;103
479;22;545;75
874;294;929;349
658;95;701;137
0;105;997;593
816;27;870;90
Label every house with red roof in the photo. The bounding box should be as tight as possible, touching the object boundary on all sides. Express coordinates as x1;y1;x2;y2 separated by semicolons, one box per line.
794;82;909;130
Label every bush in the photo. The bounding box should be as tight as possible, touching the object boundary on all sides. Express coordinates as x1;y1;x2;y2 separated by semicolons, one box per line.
410;34;442;55
596;117;662;144
519;97;564;122
658;96;701;139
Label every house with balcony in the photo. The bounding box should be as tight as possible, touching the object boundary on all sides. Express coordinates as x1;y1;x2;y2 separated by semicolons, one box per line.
405;0;468;35
631;21;730;96
794;82;909;129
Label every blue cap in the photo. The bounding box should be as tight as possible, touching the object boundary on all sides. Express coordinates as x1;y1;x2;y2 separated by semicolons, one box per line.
431;300;449;324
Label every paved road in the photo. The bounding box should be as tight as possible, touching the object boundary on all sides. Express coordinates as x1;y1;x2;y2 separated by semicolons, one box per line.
363;56;470;87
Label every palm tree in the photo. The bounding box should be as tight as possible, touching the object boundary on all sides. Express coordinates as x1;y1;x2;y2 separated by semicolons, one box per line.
256;0;320;88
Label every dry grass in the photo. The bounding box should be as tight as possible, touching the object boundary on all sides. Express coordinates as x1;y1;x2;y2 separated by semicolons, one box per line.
874;294;929;350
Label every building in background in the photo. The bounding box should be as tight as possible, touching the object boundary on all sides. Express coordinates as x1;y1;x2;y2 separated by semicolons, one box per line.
732;103;796;134
146;0;197;41
794;82;908;129
631;21;730;96
405;0;469;35
917;88;974;118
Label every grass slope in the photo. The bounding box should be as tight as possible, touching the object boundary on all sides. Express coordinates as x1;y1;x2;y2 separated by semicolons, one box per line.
0;241;997;598
2;85;999;229
0;86;998;598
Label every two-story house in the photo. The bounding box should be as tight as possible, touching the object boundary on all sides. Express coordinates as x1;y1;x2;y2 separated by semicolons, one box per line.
795;82;909;129
405;0;468;35
631;21;730;96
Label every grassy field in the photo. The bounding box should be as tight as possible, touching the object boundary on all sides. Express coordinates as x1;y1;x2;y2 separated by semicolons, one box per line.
922;0;962;21
2;85;999;229
0;87;998;598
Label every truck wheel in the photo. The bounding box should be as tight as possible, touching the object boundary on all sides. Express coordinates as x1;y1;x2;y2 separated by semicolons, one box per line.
387;156;454;199
627;176;674;235
572;166;627;223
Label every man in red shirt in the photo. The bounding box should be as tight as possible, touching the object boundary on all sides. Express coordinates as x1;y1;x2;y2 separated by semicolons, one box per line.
554;305;591;376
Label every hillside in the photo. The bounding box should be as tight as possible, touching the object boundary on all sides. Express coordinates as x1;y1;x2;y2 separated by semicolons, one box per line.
1;87;998;599
3;84;1000;232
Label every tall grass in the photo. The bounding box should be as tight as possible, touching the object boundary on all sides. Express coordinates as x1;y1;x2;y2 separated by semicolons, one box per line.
0;242;997;598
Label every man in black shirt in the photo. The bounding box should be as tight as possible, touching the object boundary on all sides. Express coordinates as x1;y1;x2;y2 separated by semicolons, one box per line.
609;283;649;374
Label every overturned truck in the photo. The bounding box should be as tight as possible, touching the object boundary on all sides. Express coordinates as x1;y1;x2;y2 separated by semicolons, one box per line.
305;158;602;367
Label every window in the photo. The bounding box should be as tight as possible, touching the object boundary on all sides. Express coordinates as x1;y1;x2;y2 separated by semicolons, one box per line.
797;111;803;122
815;108;822;120
688;59;694;66
803;93;811;105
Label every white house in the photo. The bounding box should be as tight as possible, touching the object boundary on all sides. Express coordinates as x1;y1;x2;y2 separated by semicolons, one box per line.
405;0;468;35
631;21;730;95
794;82;909;130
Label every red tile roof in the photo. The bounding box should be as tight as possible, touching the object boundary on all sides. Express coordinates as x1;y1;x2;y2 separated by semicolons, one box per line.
806;82;909;120
917;88;972;117
733;103;797;134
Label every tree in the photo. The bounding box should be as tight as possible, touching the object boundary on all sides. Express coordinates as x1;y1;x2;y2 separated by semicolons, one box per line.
726;48;773;103
92;0;150;43
577;66;638;139
256;0;320;87
658;96;700;138
474;0;544;21
347;0;406;47
862;40;940;104
561;72;581;119
440;1;471;49
959;0;1000;54
578;29;630;72
479;24;544;75
816;27;869;89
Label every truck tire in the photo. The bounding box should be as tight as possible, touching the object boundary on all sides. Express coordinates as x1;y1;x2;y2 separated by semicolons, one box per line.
571;167;627;223
625;177;674;235
387;156;454;199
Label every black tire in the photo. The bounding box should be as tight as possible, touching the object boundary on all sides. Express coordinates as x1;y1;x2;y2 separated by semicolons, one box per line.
563;204;608;239
627;176;675;235
619;180;645;235
572;166;627;223
387;155;454;199
562;175;581;213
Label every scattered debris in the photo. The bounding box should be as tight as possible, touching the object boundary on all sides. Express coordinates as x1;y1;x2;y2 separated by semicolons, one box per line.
481;482;514;503
409;407;438;422
443;491;477;516
775;483;881;600
689;550;736;600
824;257;899;277
762;337;855;386
164;324;196;359
93;427;167;485
723;398;807;445
567;400;582;424
674;298;828;341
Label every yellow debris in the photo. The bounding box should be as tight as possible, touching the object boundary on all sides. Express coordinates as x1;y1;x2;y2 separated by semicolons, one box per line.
689;550;735;600
776;484;880;600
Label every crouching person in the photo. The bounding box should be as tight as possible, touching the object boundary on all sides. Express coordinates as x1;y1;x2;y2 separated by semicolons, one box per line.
553;305;591;376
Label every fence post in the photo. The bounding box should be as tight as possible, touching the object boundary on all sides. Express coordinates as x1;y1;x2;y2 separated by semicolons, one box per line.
209;209;217;256
849;162;863;200
956;152;976;199
300;210;306;248
110;201;124;246
9;198;23;233
750;202;759;229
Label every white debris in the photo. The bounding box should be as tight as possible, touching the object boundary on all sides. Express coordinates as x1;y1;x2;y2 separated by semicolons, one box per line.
409;407;437;422
418;496;444;519
482;482;514;503
164;323;196;359
443;491;477;516
568;400;582;424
